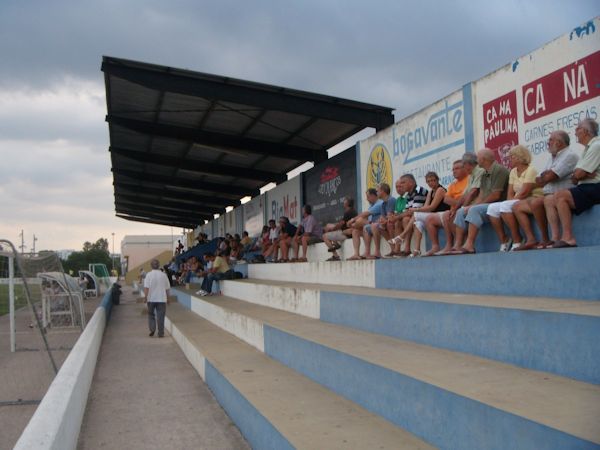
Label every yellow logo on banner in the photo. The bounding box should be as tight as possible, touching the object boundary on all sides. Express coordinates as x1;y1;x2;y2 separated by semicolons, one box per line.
366;144;393;189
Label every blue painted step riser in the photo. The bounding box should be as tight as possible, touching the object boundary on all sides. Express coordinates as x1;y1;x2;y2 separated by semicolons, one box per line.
320;292;600;384
204;361;293;450
264;326;598;450
375;246;600;300
431;206;600;253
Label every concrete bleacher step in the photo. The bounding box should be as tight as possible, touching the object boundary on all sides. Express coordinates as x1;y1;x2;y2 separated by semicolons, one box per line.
219;279;600;384
248;245;600;300
171;291;600;450
164;302;432;450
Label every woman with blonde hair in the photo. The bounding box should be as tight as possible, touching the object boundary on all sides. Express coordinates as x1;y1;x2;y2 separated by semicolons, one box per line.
486;145;543;251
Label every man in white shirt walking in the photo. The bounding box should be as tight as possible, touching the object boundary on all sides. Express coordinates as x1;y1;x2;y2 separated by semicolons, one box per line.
143;259;170;337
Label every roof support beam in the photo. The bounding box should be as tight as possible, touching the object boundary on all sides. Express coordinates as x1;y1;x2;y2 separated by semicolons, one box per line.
115;205;209;225
112;168;258;198
116;198;220;217
117;195;221;215
114;182;238;207
110;146;284;183
107;115;324;162
116;213;196;229
102;59;394;130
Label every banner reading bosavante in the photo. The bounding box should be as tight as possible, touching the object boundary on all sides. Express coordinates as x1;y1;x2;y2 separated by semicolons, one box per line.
358;86;473;199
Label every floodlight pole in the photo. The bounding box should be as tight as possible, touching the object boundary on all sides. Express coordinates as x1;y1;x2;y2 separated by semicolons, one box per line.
9;254;15;352
111;232;115;271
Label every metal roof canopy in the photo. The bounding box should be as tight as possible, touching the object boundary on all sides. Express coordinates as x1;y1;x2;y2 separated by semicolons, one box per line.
103;56;394;228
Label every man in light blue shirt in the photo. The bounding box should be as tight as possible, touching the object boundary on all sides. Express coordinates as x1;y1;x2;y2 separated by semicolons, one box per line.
346;188;382;260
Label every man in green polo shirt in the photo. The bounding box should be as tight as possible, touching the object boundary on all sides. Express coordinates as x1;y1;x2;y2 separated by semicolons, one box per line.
452;149;509;254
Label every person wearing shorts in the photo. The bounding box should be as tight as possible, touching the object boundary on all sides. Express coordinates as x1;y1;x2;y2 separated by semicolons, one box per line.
545;119;600;248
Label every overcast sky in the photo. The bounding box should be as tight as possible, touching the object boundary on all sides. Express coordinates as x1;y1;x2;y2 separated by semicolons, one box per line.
0;0;597;253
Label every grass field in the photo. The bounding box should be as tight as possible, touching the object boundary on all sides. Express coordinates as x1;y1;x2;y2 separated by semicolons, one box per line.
0;284;40;316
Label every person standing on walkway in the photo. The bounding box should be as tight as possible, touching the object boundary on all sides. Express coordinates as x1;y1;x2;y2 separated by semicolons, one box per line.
144;259;170;337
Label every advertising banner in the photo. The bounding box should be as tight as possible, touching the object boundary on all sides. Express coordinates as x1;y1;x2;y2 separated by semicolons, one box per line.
265;176;302;226
224;209;237;236
358;87;472;196
473;17;600;169
243;194;266;237
303;147;357;225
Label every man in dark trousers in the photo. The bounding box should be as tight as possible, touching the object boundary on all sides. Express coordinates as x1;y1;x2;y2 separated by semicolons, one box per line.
143;259;170;337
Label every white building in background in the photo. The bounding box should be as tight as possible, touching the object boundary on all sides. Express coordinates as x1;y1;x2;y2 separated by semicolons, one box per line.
120;235;181;273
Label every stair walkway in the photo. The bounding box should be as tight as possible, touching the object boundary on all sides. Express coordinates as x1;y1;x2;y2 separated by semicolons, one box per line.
169;245;600;450
77;286;249;450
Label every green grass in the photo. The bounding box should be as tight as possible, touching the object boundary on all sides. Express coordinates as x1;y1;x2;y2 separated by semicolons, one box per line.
0;284;40;316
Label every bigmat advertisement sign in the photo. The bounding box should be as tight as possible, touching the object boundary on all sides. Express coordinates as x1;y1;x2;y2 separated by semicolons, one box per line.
359;87;473;199
473;17;599;169
303;147;357;225
265;176;302;226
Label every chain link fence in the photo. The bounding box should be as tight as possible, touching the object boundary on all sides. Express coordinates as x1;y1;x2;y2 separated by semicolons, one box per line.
0;239;93;448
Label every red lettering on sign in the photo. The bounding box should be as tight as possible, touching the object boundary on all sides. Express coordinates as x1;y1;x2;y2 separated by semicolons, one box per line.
483;90;519;168
522;50;600;123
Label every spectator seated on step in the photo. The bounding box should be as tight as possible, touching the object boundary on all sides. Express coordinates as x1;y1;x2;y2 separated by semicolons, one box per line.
240;231;253;251
432;153;483;255
261;219;280;262
544;118;600;248
398;171;449;257
292;204;323;262
423;160;469;256
276;216;298;262
386;174;427;256
229;238;242;264
366;183;396;259
346;188;382;260
512;130;578;250
451;149;509;254
322;197;358;261
196;252;234;296
487;145;543;252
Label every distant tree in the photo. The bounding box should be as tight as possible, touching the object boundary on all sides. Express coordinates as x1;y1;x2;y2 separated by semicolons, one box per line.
62;238;112;274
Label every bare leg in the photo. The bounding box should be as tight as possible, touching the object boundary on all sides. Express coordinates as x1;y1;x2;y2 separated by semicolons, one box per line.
555;190;577;244
362;227;372;257
462;223;480;252
513;201;537;245
530;197;550;244
351;228;362;258
401;217;413;253
544;194;561;242
424;214;442;256
501;212;522;244
370;225;382;257
489;215;507;245
301;235;309;258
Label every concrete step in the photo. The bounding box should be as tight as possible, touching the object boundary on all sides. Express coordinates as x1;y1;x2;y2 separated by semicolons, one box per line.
217;279;600;384
172;290;600;450
164;302;432;450
247;245;600;300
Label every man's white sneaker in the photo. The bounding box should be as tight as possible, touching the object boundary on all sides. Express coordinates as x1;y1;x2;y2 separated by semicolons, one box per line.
499;239;513;252
509;242;522;251
196;289;208;296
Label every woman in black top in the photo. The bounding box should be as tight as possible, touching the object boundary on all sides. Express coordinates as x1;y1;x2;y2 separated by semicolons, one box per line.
399;171;448;257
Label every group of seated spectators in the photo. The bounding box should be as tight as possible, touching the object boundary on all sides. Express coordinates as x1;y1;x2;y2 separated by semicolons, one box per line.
250;205;324;263
321;118;599;258
171;119;599;271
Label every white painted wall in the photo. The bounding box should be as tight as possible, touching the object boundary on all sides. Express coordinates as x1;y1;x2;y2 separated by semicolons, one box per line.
14;307;106;450
472;17;600;171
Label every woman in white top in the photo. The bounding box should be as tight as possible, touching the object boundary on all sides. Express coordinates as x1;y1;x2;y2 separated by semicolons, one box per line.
487;145;543;251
